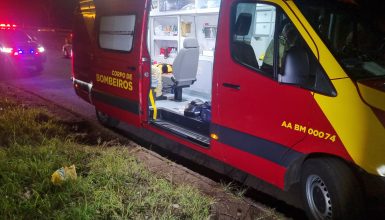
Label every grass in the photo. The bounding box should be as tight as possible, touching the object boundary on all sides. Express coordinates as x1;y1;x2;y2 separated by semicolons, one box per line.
0;99;213;219
219;182;286;220
219;181;247;198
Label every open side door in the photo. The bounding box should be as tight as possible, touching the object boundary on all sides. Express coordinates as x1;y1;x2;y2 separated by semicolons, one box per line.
91;0;150;127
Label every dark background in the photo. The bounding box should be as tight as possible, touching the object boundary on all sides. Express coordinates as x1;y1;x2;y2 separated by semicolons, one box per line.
1;0;384;29
0;0;77;29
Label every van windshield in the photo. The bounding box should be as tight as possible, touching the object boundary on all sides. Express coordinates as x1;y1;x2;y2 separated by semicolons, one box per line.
295;0;385;80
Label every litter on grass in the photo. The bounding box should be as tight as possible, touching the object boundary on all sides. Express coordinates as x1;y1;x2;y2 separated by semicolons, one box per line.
51;164;77;185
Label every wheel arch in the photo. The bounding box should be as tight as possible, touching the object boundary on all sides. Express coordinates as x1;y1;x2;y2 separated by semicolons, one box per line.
284;153;360;191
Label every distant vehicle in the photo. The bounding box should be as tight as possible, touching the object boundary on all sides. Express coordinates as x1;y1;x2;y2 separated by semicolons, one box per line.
0;24;46;72
62;33;72;58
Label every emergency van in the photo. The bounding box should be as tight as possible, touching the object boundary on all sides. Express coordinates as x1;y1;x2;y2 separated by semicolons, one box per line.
72;0;385;219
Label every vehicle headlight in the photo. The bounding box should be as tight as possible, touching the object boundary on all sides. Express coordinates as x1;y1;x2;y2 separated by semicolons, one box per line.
37;46;45;53
0;47;13;53
377;165;385;177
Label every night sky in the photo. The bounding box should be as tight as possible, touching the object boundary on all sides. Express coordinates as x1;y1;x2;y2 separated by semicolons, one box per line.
0;0;77;28
1;0;384;29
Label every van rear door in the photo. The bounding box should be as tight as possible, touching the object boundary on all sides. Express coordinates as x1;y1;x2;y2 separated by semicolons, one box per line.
72;0;96;102
91;0;150;126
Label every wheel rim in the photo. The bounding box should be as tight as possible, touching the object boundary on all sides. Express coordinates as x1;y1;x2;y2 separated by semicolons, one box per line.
305;174;332;220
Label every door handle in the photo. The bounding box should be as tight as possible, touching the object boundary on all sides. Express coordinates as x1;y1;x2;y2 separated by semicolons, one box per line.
222;83;240;90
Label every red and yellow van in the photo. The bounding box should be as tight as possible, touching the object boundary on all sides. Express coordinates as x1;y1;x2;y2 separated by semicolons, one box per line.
72;0;385;219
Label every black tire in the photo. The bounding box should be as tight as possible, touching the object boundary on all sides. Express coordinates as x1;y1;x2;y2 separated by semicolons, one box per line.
300;158;364;220
95;109;119;128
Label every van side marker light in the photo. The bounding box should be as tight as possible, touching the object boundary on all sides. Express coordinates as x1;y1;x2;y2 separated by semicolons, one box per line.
210;133;219;140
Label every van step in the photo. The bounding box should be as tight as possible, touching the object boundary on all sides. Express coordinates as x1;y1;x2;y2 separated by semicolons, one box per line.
151;119;210;147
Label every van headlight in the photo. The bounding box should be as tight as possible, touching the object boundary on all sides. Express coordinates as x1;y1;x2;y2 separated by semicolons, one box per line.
377;165;385;177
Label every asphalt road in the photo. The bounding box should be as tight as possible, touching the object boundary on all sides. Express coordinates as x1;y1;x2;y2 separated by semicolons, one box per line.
1;41;96;121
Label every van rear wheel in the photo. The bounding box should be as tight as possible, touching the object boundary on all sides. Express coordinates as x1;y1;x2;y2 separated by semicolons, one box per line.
96;109;119;128
300;158;364;220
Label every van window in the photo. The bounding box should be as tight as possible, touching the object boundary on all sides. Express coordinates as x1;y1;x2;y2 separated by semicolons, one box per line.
232;3;336;96
230;3;301;77
295;0;385;80
99;15;136;52
231;3;276;77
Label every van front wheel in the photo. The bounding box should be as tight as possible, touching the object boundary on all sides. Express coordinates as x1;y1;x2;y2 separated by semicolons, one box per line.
96;109;119;128
300;158;364;220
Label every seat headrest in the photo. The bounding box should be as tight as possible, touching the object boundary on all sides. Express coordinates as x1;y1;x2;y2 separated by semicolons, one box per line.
234;13;252;36
183;38;199;48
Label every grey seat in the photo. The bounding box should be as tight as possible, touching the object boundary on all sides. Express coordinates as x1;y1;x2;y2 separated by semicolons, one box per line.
232;13;259;69
164;38;199;101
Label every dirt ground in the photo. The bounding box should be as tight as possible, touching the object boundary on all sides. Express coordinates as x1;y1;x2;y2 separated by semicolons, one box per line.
0;83;288;220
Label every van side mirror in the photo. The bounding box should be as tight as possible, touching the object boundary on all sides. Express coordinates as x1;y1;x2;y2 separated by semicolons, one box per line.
279;46;312;86
279;46;337;97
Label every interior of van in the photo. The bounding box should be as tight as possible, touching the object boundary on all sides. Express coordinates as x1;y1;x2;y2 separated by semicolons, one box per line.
147;1;280;146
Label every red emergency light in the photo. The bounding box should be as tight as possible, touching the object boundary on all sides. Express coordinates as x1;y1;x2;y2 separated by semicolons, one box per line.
0;24;17;30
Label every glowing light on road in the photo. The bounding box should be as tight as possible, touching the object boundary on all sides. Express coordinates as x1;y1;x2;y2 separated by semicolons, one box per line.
0;47;13;53
38;46;45;53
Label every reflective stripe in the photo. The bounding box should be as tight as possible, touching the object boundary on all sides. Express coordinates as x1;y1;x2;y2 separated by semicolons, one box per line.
211;124;303;167
92;89;140;115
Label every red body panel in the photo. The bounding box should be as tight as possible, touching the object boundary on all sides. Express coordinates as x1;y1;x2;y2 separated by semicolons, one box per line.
215;141;287;188
92;0;150;127
209;0;353;187
294;96;353;161
213;1;308;146
211;0;310;186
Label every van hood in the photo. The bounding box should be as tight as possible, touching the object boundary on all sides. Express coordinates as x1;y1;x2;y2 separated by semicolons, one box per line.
357;78;385;111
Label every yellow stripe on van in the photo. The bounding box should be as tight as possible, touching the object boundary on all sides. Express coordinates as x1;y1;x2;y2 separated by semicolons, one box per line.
357;83;385;111
266;0;385;175
277;0;385;176
314;79;385;175
149;90;157;120
274;0;349;79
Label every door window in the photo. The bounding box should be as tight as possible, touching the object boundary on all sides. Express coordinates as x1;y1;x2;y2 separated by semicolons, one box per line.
231;3;336;96
231;3;276;77
99;15;136;52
